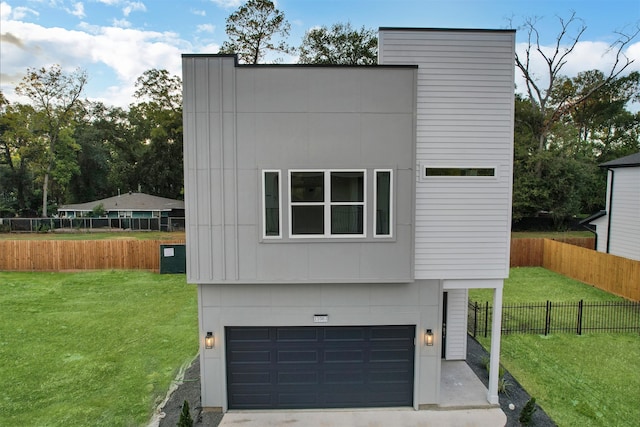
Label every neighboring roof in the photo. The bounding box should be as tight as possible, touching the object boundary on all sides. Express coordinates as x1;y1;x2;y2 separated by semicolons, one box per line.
58;193;184;212
599;152;640;168
579;210;607;226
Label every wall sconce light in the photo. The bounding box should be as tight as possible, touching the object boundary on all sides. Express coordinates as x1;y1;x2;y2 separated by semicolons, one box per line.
425;329;434;346
205;332;215;349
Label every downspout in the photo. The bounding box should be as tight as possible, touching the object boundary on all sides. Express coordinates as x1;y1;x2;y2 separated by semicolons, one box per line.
606;169;614;254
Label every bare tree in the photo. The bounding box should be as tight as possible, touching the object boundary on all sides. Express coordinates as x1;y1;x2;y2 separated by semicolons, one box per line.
514;12;639;156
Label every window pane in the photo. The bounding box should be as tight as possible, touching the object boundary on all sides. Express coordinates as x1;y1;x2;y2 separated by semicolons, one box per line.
291;205;324;234
291;172;324;202
425;167;495;177
376;171;391;235
264;172;279;236
331;205;363;234
331;172;364;202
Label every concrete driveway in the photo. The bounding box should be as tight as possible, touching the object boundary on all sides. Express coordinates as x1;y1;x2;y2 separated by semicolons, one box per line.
218;408;506;426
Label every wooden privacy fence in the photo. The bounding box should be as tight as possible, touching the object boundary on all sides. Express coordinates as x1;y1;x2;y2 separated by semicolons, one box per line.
543;239;640;302
510;237;594;267
0;240;185;272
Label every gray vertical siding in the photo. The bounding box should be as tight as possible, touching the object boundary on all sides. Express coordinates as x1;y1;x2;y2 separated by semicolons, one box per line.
183;56;417;283
379;29;515;279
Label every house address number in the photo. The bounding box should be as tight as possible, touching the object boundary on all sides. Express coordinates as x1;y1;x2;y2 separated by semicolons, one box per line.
313;314;329;323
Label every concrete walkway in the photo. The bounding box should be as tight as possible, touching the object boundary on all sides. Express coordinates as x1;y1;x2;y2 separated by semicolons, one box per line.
218;408;506;426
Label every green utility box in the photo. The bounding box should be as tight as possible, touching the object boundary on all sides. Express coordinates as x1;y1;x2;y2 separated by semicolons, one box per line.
159;244;186;274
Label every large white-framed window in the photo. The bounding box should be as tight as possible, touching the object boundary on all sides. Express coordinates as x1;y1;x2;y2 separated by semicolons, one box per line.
374;169;393;237
262;169;281;238
289;169;366;238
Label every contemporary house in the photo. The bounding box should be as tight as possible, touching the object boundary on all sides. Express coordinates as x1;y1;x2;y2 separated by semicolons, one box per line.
182;28;514;411
581;152;640;261
57;192;185;219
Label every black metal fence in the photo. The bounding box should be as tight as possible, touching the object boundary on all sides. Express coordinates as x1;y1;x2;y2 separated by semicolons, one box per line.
0;217;186;232
468;300;640;337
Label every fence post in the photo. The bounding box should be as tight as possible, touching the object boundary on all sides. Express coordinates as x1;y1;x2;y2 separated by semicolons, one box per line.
545;300;551;336
473;302;478;338
484;301;489;338
577;299;583;335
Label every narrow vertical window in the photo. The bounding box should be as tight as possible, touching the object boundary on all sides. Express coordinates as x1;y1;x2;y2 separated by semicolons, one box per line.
263;170;281;238
374;169;392;237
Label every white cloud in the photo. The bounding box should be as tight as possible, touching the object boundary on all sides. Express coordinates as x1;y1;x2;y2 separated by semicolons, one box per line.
122;1;145;17
66;2;85;18
1;2;39;20
191;8;206;17
209;0;243;9
197;24;214;33
112;18;131;28
0;16;188;107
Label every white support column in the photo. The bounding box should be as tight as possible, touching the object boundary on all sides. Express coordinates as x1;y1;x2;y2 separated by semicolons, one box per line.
487;285;503;404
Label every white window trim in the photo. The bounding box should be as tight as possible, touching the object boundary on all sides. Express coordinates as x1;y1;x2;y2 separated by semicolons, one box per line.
262;169;282;239
289;169;367;239
374;169;393;238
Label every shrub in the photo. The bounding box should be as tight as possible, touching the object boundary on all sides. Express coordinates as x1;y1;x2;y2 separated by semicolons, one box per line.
177;400;193;427
519;397;537;425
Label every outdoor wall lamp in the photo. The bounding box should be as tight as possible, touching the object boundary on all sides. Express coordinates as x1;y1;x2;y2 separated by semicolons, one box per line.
425;329;434;346
205;332;215;349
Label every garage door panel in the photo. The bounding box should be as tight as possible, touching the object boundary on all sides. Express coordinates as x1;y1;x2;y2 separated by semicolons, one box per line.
370;348;414;362
229;371;272;385
228;327;271;342
324;349;364;362
228;350;272;364
277;349;319;363
277;371;318;385
277;327;319;342
371;325;415;340
226;325;415;409
324;370;364;384
323;327;366;341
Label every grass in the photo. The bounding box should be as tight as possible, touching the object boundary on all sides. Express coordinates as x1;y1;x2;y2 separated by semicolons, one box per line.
471;267;640;427
0;231;185;240
0;271;197;427
470;267;626;303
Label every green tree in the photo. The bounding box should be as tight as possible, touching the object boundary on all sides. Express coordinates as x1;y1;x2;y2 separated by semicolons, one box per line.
128;69;184;199
298;23;377;65
15;65;87;216
219;0;293;64
514;13;638;161
68;102;126;203
0;96;43;216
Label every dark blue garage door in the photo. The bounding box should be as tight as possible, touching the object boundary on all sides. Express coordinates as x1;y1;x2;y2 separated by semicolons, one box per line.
226;325;415;409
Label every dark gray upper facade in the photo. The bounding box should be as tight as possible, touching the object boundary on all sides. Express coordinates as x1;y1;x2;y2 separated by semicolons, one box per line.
182;56;417;283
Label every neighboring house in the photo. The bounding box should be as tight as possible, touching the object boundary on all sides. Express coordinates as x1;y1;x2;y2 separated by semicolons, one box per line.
581;152;640;261
182;28;514;411
57;192;185;218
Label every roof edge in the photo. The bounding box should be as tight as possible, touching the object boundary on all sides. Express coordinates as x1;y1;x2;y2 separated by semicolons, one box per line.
379;27;515;33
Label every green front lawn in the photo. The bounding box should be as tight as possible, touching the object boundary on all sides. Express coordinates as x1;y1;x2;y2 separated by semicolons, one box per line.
471;268;640;427
0;271;197;426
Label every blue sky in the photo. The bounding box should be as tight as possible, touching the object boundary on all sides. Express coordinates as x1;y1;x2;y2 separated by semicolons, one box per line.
1;0;639;107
